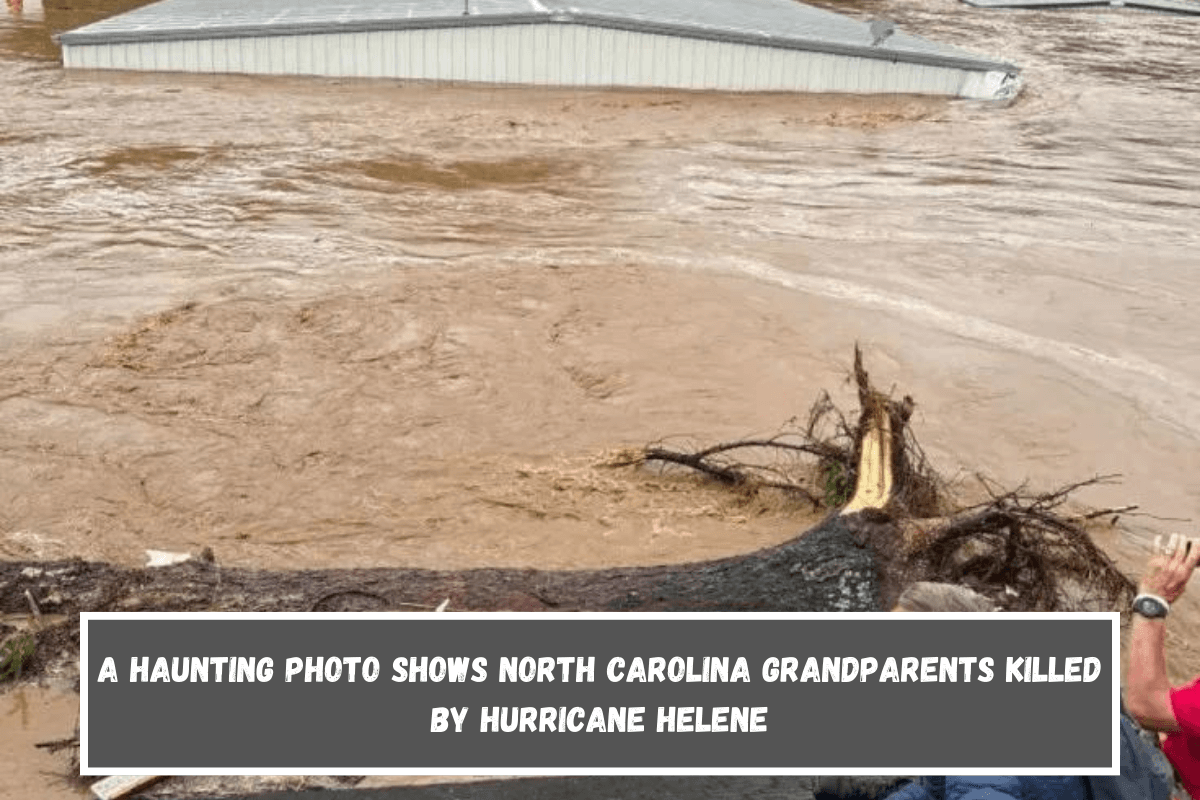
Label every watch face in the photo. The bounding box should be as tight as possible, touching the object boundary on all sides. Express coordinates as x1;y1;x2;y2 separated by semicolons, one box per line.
1135;597;1168;618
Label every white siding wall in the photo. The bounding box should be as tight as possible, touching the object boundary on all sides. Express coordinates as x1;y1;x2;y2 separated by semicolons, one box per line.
61;24;987;98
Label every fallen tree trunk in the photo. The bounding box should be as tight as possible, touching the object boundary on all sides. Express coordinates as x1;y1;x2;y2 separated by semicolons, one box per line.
0;510;884;617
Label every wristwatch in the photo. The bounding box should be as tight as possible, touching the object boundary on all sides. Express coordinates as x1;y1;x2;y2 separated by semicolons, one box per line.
1132;594;1170;619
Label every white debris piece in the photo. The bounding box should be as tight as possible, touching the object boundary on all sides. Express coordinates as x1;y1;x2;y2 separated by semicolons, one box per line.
90;775;161;800
144;549;193;567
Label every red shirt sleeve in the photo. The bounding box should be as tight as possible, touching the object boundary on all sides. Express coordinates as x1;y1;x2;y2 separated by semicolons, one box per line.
1170;679;1200;735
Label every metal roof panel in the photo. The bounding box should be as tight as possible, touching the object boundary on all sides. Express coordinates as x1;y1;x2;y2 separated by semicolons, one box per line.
59;0;1017;72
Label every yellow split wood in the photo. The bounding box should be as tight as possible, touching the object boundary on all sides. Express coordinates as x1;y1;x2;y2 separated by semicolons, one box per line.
843;405;893;513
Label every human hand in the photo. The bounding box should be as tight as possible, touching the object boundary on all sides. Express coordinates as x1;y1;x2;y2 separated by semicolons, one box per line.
1140;533;1200;604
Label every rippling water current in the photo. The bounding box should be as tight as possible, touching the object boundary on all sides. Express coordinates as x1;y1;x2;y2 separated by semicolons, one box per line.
2;2;1200;572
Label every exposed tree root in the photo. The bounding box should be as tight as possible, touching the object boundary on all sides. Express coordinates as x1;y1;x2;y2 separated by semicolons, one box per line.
893;474;1136;612
625;346;1134;612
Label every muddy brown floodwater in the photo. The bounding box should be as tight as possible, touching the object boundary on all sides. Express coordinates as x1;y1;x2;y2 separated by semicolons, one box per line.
3;0;1200;797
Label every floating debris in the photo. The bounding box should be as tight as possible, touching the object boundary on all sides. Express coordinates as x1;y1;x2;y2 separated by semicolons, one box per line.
144;549;193;568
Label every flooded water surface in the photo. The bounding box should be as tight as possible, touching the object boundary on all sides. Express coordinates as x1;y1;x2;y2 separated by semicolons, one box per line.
2;0;1200;793
4;0;1200;573
3;2;1200;571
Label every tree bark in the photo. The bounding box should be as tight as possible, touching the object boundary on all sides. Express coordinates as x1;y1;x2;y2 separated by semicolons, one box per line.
1;511;890;617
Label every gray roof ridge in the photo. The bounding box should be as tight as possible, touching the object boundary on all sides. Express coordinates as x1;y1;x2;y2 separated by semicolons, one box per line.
555;11;1016;72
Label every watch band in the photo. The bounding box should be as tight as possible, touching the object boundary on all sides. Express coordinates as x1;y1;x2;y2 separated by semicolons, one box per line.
1132;593;1170;617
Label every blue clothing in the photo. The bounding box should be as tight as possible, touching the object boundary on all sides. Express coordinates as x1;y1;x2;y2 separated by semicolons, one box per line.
884;776;1090;800
1089;714;1175;800
881;716;1172;800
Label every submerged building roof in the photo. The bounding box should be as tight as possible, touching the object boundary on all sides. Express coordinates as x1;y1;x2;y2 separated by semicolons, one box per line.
59;0;1020;99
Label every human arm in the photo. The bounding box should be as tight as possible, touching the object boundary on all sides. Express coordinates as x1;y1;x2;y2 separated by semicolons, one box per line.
1128;613;1177;732
1125;534;1200;732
